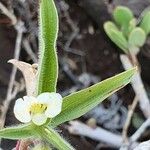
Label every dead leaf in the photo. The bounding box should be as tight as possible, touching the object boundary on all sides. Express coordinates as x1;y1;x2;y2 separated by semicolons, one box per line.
8;59;37;96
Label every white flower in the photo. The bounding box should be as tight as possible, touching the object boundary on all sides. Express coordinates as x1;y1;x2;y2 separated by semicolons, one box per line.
14;92;63;126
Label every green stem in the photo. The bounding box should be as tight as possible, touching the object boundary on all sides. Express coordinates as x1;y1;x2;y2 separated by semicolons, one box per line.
38;127;75;150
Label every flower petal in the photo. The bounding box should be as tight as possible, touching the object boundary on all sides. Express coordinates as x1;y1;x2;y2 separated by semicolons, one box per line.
32;113;47;126
14;98;31;123
45;97;63;118
23;96;37;104
37;92;63;118
37;92;62;105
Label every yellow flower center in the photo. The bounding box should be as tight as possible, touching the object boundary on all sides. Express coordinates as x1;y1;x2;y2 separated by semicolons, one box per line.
30;103;47;115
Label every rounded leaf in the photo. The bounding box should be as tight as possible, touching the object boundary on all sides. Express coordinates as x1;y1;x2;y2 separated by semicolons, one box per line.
104;21;128;53
113;6;133;27
128;27;146;48
128;18;137;34
140;11;150;35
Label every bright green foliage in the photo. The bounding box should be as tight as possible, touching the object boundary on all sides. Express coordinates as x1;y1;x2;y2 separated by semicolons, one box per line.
104;6;149;55
113;6;133;27
129;27;146;48
140;11;150;35
0;124;34;139
37;0;58;94
128;19;136;34
113;6;133;36
104;21;128;53
113;6;133;35
51;68;136;127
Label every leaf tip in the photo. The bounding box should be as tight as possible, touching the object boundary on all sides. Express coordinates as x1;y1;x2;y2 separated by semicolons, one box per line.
133;66;138;73
127;66;138;80
8;59;16;64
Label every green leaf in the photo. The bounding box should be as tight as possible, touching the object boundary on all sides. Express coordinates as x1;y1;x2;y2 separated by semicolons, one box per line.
36;127;75;150
51;68;137;127
104;21;128;53
113;6;133;27
129;27;146;48
0;124;34;140
113;6;134;36
128;18;137;34
140;11;150;35
37;0;59;94
128;27;146;54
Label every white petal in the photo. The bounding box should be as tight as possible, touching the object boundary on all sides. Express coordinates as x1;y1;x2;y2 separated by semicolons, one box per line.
23;96;37;105
45;97;63;118
37;92;62;105
14;98;31;123
32;113;47;126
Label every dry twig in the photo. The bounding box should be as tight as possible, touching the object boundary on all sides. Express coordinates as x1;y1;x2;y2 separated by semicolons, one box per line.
0;2;17;25
0;2;26;145
68;120;123;148
131;118;150;142
0;21;25;129
120;54;150;118
122;96;139;142
133;140;150;150
23;39;38;63
0;1;38;149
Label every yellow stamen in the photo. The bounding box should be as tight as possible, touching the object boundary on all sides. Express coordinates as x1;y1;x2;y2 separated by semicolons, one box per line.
30;103;47;115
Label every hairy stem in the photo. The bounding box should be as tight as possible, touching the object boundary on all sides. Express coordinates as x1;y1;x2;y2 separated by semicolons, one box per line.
38;127;75;150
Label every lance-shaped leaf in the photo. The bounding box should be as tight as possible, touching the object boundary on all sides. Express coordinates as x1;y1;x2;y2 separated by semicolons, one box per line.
104;21;128;53
140;11;150;35
51;68;136;127
37;0;58;94
0;124;34;140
